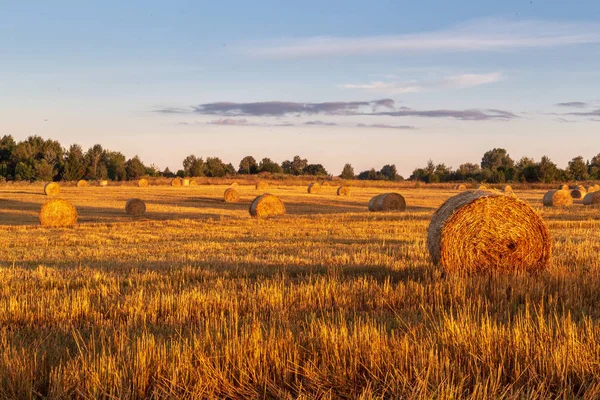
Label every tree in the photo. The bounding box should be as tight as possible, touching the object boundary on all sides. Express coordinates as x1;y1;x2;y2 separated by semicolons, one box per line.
303;163;328;176
205;157;227;177
0;135;16;179
63;144;86;181
516;157;538;182
238;156;258;174
14;162;35;181
568;156;588;180
125;156;147;179
589;153;600;179
281;155;308;175
481;148;514;171
183;155;205;177
258;157;282;173
340;163;355;179
537;156;558;183
85;144;104;180
103;151;127;181
380;164;398;181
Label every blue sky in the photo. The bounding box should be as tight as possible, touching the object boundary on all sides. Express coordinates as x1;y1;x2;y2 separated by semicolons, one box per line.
2;1;600;176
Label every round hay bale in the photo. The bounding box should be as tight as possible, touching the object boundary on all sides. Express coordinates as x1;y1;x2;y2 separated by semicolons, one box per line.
586;185;598;193
230;182;239;188
570;189;585;199
457;184;467;191
502;185;513;193
44;182;61;196
583;191;600;206
477;184;488;191
307;182;322;194
99;180;108;187
337;186;351;196
368;193;406;212
125;198;146;216
76;180;88;188
171;178;182;187
39;199;78;227
189;180;197;186
559;184;569;191
427;191;551;274
249;193;285;218
543;190;573;207
181;178;190;187
138;178;149;188
256;181;269;190
224;188;240;203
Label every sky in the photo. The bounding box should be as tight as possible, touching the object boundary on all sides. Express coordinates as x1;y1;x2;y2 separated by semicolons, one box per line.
2;0;600;176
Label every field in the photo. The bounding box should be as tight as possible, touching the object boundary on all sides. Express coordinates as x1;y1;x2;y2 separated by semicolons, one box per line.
1;182;600;399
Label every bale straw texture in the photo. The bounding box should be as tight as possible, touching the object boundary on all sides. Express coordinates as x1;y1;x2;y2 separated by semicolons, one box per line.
182;178;190;187
138;178;149;188
224;188;240;203
559;184;569;191
543;190;573;207
230;182;239;188
171;178;182;187
39;199;78;227
427;191;551;274
477;185;488;191
76;180;88;188
99;180;108;187
307;182;322;194
256;181;269;190
503;185;513;193
457;184;467;191
44;182;61;196
570;189;585;199
125;198;146;216
583;191;600;206
368;193;406;212
587;185;599;193
249;194;285;218
337;186;351;196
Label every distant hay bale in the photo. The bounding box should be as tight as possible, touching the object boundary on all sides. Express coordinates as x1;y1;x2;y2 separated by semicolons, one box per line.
39;199;78;227
427;191;551;274
502;185;513;193
230;182;239;188
570;189;585;199
171;178;182;187
125;198;146;216
543;190;573;207
368;193;406;212
584;191;600;206
307;182;322;194
559;184;569;191
337;186;351;196
249;193;286;218
99;180;108;187
586;185;599;193
44;182;61;196
181;178;190;187
76;180;88;188
138;178;149;187
224;188;240;203
477;184;488;191
189;180;197;186
256;181;269;190
458;184;467;191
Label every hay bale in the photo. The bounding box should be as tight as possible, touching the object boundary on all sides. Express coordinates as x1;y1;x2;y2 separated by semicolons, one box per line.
224;188;240;203
76;180;88;188
44;182;61;196
189;180;197;186
586;185;599;193
583;191;600;206
559;184;569;191
570;189;585;199
182;178;190;187
477;184;488;190
125;198;146;216
427;191;551;274
138;178;149;187
39;199;78;227
99;180;108;187
543;190;573;207
249;194;285;217
230;182;239;188
502;185;513;193
171;178;182;187
307;182;322;194
368;193;406;212
256;181;269;190
337;186;351;196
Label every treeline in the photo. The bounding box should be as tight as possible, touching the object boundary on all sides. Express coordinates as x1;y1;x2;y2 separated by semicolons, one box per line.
411;148;600;184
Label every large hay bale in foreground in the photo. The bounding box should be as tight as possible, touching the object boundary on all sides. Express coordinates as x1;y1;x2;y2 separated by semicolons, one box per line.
224;188;240;203
543;190;573;207
125;198;146;216
583;191;600;206
76;180;88;188
171;178;182;187
256;181;269;190
307;182;322;194
99;180;108;187
570;189;585;199
44;182;61;196
249;194;285;218
181;178;190;187
368;193;406;212
427;191;551;274
138;178;149;187
39;199;78;227
337;186;351;196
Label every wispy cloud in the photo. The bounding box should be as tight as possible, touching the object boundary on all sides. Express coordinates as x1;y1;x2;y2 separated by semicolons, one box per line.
555;101;589;108
357;123;415;130
342;72;502;94
208;118;250;125
305;120;337;126
564;109;600;117
375;108;518;121
242;18;600;58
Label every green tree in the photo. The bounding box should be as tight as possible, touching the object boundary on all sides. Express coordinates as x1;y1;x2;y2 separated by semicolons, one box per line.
125;156;147;179
258;158;283;173
282;156;307;175
481;148;514;171
0;135;16;179
14;162;35;181
567;156;588;181
205;157;227;177
103;151;127;181
183;155;206;177
63;144;86;181
340;163;355;179
537;156;558;183
380;164;399;181
302;163;328;176
238;156;258;174
85;144;104;179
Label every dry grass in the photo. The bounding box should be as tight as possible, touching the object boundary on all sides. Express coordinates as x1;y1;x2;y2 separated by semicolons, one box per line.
427;190;551;274
543;190;573;207
99;180;108;187
1;184;600;398
125;198;146;216
503;184;513;193
39;198;78;227
256;181;269;190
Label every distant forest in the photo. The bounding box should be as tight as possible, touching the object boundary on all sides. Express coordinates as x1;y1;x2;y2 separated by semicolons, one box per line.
0;135;598;184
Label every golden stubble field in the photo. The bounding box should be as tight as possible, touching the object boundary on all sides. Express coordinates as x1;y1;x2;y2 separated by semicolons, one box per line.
0;183;600;399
